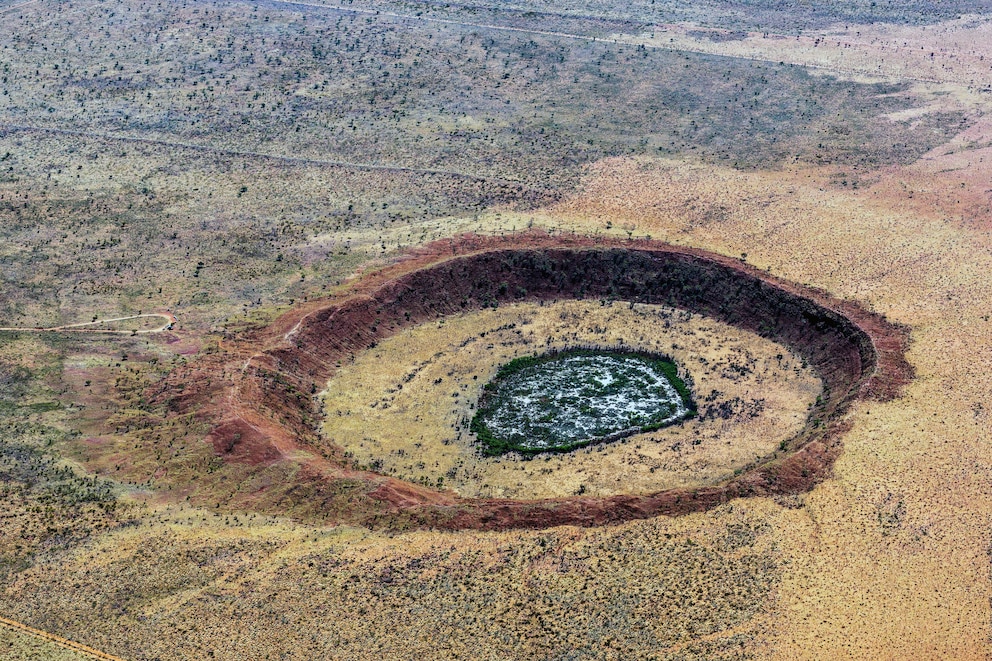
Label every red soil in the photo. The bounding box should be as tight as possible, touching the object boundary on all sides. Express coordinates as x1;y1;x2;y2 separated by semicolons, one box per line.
151;231;912;531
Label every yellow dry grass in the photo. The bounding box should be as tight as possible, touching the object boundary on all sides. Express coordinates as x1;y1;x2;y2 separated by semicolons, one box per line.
511;152;992;658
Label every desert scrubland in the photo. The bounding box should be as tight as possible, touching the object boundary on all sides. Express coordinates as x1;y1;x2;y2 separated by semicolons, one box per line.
2;0;992;658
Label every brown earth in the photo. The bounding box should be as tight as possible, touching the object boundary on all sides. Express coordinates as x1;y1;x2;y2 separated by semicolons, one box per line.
151;231;911;531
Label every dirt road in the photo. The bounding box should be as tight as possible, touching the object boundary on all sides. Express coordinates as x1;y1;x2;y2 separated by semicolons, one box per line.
0;614;127;661
0;313;177;335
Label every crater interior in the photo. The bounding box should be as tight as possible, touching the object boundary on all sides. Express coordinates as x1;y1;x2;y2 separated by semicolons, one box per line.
320;300;821;499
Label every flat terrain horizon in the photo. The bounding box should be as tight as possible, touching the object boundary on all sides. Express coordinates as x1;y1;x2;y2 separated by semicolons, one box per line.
2;0;992;658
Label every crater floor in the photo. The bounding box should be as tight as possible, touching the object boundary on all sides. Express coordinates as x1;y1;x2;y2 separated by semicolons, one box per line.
321;300;822;499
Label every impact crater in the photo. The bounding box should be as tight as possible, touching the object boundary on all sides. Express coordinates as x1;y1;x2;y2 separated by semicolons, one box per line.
186;235;912;529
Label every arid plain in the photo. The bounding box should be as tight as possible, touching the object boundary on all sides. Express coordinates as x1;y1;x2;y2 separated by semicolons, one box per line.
2;0;992;658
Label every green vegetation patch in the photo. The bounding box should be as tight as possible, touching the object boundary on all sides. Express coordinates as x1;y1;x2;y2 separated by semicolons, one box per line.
471;349;695;455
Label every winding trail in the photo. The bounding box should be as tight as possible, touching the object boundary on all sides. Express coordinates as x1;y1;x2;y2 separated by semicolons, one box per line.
0;123;524;186
256;0;967;86
0;313;177;335
0;0;38;15
0;614;128;661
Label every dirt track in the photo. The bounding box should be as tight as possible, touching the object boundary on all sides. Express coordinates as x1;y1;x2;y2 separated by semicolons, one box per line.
0;614;127;661
0;122;534;186
0;313;177;335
